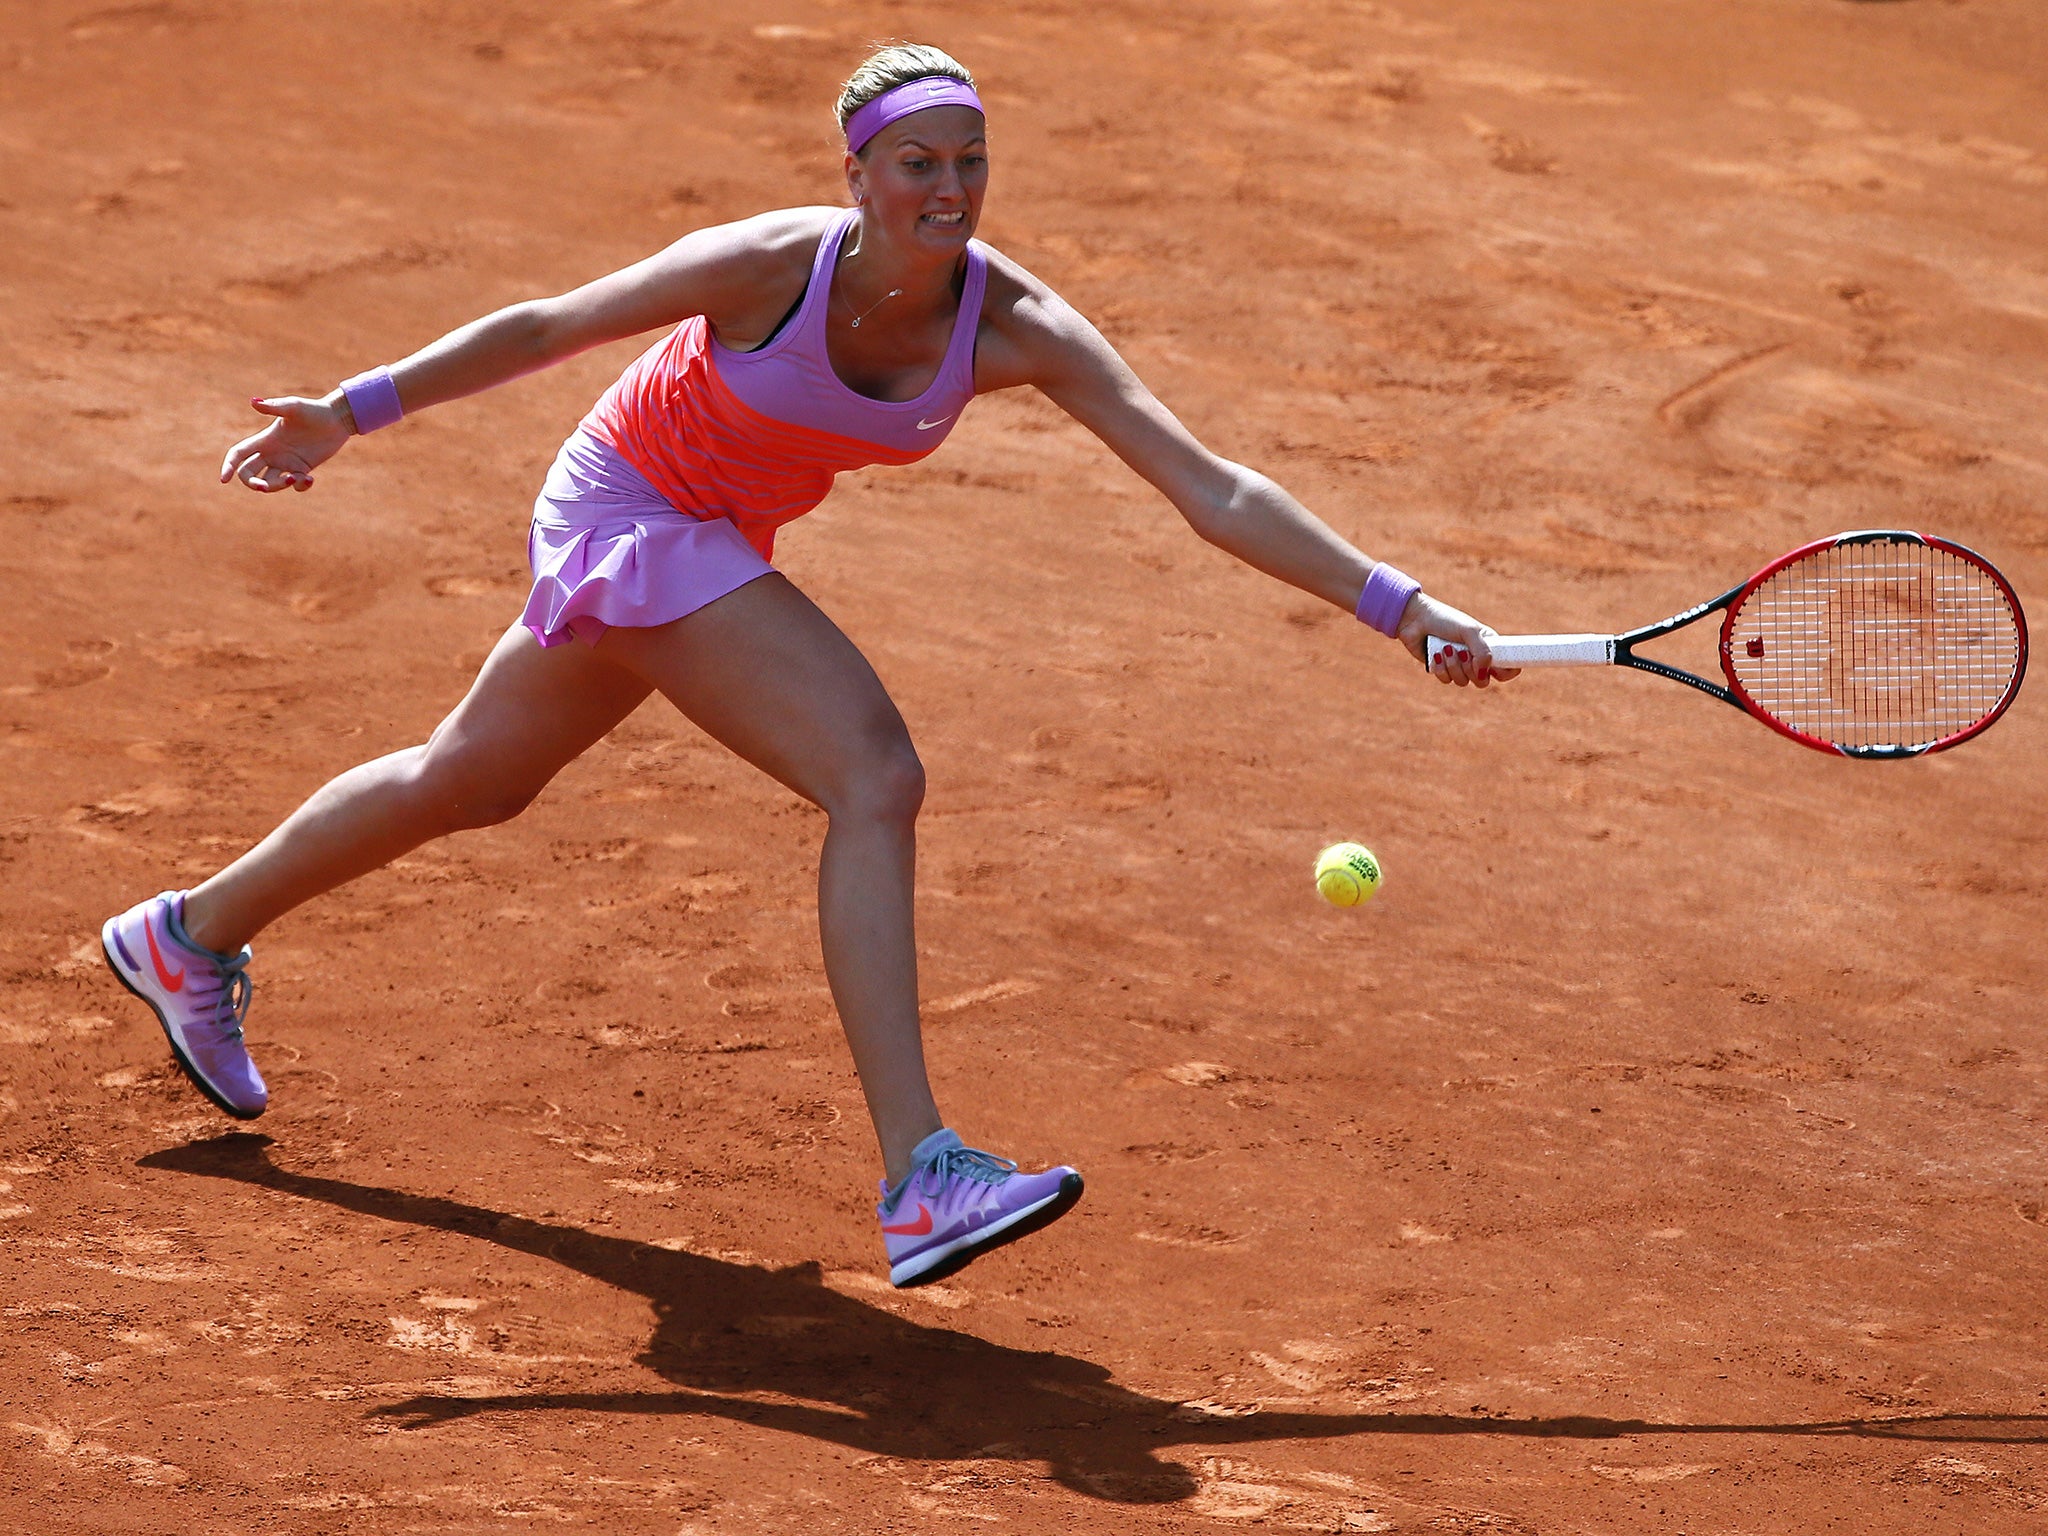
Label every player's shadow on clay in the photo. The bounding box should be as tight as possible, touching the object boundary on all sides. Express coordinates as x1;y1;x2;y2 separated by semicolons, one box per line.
141;1135;2048;1504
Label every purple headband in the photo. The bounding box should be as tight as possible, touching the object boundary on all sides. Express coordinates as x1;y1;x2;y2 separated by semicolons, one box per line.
844;75;985;155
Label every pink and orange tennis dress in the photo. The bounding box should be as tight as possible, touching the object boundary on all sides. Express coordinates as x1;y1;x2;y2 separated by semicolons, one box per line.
522;208;988;648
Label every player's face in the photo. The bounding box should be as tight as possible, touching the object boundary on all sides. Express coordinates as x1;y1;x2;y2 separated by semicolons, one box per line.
847;107;987;255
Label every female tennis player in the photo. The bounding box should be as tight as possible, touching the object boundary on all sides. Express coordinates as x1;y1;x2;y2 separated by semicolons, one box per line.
101;44;1512;1288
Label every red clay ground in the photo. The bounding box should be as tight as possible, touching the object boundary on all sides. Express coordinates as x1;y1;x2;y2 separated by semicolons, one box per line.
4;1;2047;1531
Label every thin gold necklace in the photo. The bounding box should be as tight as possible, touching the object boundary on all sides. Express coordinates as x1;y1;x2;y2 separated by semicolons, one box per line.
848;284;901;329
841;224;900;329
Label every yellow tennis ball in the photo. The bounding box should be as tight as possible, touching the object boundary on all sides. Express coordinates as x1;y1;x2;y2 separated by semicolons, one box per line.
1314;843;1382;907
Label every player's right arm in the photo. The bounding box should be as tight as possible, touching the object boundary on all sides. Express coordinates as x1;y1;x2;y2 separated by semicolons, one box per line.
220;208;830;494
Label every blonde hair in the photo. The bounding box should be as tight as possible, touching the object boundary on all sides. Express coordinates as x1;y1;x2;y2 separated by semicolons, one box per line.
836;43;975;144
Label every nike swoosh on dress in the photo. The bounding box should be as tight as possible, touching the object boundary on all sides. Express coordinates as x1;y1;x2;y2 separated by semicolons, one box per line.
915;415;952;432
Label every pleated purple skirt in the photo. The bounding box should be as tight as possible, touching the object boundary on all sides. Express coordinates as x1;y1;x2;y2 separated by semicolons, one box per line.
521;427;775;650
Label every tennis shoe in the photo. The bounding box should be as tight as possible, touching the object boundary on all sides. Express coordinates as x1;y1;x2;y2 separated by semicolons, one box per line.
101;891;266;1119
877;1128;1082;1288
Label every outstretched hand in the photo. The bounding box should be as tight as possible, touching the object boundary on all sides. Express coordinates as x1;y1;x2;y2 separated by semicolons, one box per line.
1397;592;1521;687
219;395;354;493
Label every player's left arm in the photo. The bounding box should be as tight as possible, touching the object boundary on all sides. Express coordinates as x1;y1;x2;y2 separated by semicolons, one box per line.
977;259;1513;685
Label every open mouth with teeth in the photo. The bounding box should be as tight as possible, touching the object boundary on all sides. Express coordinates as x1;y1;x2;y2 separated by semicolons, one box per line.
921;210;967;227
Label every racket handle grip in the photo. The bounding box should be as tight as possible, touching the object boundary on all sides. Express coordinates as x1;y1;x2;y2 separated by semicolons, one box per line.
1427;634;1616;668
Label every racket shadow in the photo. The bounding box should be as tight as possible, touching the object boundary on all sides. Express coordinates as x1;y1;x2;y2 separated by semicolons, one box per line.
138;1134;2048;1504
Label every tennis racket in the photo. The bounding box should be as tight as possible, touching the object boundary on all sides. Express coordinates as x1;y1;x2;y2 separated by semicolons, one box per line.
1426;530;2028;758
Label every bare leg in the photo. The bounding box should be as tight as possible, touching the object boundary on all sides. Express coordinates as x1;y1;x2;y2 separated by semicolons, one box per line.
597;576;942;1184
183;624;652;953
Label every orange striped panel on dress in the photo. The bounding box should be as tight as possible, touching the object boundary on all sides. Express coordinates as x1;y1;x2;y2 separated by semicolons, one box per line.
581;317;936;561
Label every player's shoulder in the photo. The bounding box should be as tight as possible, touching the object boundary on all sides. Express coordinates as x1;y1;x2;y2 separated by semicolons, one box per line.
974;243;1097;353
972;239;1111;390
730;203;845;249
676;204;842;271
974;241;1077;330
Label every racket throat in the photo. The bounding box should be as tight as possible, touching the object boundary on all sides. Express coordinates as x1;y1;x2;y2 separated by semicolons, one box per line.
1611;636;1740;706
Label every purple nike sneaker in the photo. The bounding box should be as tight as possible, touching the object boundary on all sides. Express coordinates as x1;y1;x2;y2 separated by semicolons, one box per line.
877;1128;1083;1288
101;891;266;1119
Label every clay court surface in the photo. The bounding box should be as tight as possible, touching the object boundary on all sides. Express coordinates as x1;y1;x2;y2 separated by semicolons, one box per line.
5;0;2048;1530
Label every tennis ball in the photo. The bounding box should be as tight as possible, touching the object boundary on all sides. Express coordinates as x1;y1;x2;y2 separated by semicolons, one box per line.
1314;842;1382;907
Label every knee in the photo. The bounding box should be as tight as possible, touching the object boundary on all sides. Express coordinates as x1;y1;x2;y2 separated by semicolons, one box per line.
828;739;926;828
404;743;539;833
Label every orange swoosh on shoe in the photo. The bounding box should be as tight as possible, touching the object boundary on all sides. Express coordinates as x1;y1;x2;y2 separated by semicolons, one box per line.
144;917;186;992
881;1203;934;1236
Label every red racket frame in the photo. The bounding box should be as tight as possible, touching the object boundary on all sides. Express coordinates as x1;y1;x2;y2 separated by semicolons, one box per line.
1714;530;2029;758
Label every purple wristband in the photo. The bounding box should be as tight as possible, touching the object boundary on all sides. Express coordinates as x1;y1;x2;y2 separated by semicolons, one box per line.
340;367;403;434
1355;562;1421;637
